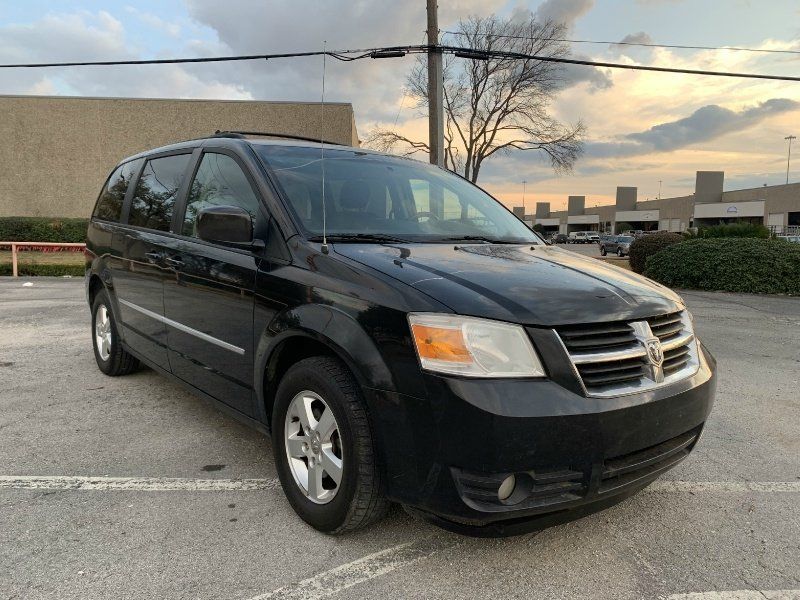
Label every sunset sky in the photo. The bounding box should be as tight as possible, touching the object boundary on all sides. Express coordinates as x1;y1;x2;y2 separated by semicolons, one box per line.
1;0;798;211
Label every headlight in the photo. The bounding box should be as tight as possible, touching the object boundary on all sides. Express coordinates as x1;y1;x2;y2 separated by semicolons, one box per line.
408;313;545;378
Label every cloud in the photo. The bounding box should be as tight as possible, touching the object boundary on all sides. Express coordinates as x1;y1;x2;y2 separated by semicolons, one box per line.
617;32;654;45
610;31;654;54
124;7;181;38
181;0;506;123
535;0;595;28
0;11;251;99
559;55;613;92
586;98;800;158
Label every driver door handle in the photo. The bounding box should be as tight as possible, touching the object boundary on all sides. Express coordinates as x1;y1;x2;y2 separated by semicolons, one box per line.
144;251;164;264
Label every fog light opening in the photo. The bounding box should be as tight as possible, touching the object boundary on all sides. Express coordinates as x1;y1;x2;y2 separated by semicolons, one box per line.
497;474;516;501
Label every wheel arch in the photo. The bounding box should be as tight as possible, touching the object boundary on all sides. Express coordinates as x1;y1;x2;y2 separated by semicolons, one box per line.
255;303;394;431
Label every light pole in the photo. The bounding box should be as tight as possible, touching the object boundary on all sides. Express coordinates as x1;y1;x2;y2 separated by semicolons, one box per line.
522;180;527;216
786;135;796;185
658;180;662;200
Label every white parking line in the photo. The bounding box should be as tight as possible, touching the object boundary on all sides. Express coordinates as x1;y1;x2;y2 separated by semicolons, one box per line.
1;475;799;493
0;475;281;491
666;591;800;599
648;481;800;493
247;536;458;600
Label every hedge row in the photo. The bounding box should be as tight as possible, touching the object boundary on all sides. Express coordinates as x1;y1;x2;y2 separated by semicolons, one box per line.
644;238;800;295
693;223;771;239
628;232;683;273
0;263;85;277
0;217;89;243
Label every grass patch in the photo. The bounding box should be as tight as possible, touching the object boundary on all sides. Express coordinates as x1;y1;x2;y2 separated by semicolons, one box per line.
0;249;85;277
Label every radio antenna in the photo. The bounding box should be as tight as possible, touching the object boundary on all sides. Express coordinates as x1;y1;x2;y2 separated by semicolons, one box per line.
320;40;329;254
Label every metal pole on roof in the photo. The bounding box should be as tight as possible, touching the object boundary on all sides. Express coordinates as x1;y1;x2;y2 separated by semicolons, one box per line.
786;135;796;184
427;0;444;168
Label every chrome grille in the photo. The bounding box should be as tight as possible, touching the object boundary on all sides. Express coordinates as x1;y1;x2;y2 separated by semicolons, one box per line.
556;310;699;397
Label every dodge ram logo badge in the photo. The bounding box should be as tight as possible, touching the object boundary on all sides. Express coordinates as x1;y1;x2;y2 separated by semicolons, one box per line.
646;338;663;367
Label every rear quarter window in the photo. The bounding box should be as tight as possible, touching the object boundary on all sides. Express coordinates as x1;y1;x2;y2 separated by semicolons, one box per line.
93;159;142;222
128;154;192;231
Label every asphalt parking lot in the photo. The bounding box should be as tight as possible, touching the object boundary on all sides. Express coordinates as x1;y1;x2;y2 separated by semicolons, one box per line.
555;241;604;257
1;278;799;600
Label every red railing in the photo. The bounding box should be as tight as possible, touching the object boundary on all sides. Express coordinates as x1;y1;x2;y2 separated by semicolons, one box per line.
0;242;86;277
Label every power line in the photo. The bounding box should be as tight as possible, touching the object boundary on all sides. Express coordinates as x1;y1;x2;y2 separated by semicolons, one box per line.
1;44;800;82
449;46;800;82
0;47;392;68
442;30;800;56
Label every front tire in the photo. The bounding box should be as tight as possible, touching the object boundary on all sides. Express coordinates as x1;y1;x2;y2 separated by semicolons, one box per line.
272;356;389;533
92;289;139;376
617;247;624;257
600;246;607;256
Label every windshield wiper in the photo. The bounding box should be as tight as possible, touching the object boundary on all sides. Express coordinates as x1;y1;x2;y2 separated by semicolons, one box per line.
307;233;411;244
442;235;522;244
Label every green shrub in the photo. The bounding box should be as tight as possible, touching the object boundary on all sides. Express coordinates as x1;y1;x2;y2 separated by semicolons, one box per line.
0;263;85;277
615;222;633;234
628;232;683;273
697;223;770;239
644;238;800;295
0;217;89;243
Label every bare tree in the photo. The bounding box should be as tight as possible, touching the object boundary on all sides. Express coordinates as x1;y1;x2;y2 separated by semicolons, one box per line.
366;14;585;182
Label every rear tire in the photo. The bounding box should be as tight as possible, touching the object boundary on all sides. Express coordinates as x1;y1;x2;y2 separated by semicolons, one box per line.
600;246;607;256
91;289;140;376
272;356;389;534
617;248;624;257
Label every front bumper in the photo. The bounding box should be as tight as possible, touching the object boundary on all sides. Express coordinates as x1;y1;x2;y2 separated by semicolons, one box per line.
367;342;716;536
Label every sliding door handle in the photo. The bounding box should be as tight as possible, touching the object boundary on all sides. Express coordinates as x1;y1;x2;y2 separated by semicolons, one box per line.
164;256;184;268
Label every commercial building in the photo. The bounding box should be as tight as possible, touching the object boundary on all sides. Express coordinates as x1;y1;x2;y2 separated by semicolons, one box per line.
0;95;359;218
524;171;800;235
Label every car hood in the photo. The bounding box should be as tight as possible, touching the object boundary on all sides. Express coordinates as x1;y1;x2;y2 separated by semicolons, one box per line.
334;243;683;326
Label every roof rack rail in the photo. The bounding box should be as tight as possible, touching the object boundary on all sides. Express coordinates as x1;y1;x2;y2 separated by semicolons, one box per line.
212;130;345;146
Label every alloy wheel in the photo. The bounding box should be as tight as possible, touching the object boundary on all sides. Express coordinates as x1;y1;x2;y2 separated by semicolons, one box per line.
95;304;112;361
284;390;344;504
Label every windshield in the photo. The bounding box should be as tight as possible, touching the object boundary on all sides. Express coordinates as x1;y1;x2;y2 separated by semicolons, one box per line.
255;145;540;244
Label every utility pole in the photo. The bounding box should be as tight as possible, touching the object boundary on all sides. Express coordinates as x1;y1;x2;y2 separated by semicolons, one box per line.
427;0;444;167
786;135;796;184
658;180;662;200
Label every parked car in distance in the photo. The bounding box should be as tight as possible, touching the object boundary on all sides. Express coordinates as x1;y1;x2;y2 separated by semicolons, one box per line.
85;132;717;537
568;231;592;244
550;232;568;244
586;232;600;243
623;230;644;237
600;235;635;257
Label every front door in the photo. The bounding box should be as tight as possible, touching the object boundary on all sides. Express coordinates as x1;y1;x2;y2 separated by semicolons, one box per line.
162;150;264;415
112;153;194;371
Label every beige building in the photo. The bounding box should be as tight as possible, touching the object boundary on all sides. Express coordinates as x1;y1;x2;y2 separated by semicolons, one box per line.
526;171;800;235
0;95;359;218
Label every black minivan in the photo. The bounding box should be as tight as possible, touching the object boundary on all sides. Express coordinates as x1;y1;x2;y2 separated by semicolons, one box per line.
85;132;716;536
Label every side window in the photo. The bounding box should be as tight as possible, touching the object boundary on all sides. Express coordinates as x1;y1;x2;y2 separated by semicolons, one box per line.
182;153;260;237
442;189;462;221
93;159;141;222
409;179;430;213
129;154;191;231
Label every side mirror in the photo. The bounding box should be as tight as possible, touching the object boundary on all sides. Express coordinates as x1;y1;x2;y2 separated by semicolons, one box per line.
197;206;254;246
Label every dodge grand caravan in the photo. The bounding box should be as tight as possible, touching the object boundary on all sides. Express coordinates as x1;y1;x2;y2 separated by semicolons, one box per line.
85;132;716;536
